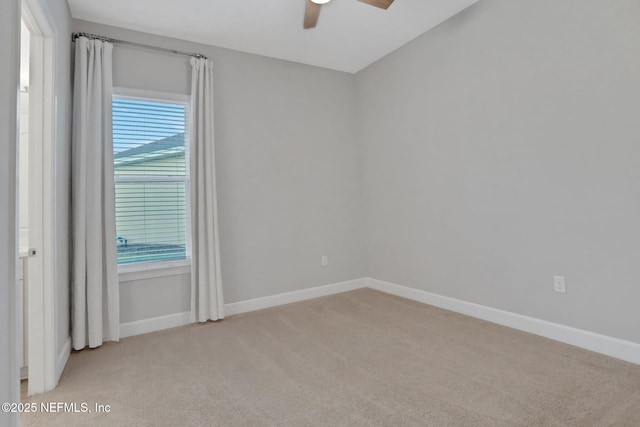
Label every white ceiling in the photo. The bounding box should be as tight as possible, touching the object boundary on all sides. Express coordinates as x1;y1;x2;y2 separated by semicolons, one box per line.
66;0;478;73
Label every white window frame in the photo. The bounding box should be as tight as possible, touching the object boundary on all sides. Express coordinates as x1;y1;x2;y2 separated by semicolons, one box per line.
112;87;192;281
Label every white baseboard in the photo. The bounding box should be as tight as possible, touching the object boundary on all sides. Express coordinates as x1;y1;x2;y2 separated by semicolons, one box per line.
116;276;639;366
120;311;192;339
366;278;640;365
55;337;71;384
224;278;366;316
118;278;367;339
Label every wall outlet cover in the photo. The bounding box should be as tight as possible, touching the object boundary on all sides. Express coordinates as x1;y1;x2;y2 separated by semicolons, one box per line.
553;276;566;294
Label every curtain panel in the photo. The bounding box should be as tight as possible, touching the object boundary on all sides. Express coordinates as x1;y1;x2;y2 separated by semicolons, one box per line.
71;37;119;350
189;57;224;322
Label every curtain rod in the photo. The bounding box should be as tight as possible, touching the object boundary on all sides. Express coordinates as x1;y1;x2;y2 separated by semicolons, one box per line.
71;32;208;60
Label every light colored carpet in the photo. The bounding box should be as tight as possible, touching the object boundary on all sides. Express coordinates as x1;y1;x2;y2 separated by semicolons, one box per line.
22;288;640;426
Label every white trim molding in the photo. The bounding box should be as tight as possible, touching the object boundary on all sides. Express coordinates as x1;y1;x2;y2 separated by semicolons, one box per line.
116;276;640;366
120;311;192;339
119;263;191;283
55;337;71;384
366;278;640;366
113;86;190;104
119;278;367;338
22;0;59;397
224;278;366;316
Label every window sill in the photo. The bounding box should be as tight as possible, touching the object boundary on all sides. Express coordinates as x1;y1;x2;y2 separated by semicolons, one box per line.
118;260;191;283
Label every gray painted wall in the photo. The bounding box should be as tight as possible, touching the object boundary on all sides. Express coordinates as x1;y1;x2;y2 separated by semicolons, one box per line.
357;0;640;343
120;274;191;323
3;0;637;406
1;0;20;424
72;20;366;322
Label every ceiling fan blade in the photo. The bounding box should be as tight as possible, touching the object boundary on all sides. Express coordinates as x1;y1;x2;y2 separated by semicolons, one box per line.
358;0;395;9
304;0;321;29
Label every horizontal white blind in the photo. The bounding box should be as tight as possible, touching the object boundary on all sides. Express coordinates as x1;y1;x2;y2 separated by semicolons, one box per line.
112;96;190;265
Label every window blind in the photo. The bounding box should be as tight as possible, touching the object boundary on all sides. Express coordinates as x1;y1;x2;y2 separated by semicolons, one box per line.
112;96;190;265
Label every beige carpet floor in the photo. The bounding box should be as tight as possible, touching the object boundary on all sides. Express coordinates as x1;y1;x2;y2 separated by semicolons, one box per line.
22;288;640;426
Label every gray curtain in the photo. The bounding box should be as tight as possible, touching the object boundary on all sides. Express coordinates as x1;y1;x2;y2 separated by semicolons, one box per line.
189;57;224;322
71;37;119;350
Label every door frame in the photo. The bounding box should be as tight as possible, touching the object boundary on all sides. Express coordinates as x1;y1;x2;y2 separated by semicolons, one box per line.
21;0;57;396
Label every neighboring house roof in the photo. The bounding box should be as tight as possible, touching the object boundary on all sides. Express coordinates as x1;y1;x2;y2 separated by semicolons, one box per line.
114;132;184;166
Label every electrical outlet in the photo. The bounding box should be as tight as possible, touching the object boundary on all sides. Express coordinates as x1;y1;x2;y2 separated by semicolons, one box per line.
321;256;328;266
553;276;566;294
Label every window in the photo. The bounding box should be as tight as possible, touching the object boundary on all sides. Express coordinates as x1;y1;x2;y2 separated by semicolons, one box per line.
112;89;190;266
